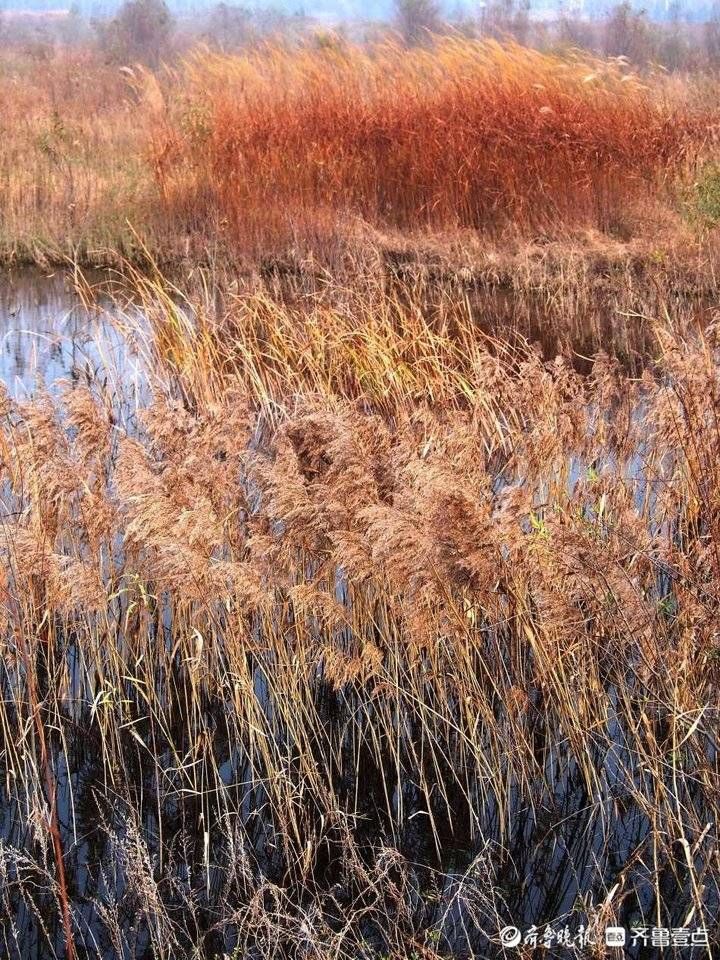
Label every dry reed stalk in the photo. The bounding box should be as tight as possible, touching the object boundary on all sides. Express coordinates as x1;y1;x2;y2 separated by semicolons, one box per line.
0;269;718;955
152;39;716;254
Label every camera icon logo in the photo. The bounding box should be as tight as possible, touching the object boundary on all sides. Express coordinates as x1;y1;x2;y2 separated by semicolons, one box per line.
605;927;627;947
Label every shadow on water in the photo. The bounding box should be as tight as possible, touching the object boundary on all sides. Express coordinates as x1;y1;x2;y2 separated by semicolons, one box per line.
0;270;717;959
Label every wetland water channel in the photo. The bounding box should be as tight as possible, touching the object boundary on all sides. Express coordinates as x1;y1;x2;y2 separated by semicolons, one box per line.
0;271;717;959
0;271;127;397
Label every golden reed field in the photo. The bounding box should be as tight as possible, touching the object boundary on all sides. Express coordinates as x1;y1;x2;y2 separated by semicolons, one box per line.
1;30;720;960
0;37;718;262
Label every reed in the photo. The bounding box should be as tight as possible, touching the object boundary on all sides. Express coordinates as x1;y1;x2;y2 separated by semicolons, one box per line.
0;39;718;269
0;47;160;264
1;28;720;960
153;38;714;253
0;269;718;957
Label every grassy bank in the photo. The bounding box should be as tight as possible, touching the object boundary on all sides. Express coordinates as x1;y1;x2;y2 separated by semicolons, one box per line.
0;48;157;265
0;39;719;270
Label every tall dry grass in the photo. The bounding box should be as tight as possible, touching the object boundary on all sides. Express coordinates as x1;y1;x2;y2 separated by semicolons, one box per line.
1;30;720;960
0;48;156;264
153;38;716;253
0;38;719;271
0;270;718;957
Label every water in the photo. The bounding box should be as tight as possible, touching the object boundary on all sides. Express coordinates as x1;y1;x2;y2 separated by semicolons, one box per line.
0;269;142;406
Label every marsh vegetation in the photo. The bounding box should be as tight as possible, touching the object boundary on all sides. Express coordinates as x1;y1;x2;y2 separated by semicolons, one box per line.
0;19;719;960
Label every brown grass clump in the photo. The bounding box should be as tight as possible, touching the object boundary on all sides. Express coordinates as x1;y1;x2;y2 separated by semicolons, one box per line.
0;47;159;264
1;38;719;278
153;38;715;253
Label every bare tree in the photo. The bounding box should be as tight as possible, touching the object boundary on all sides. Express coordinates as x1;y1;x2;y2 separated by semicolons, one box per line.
481;0;532;45
206;3;254;50
95;0;174;67
703;2;720;67
393;0;442;45
603;2;656;63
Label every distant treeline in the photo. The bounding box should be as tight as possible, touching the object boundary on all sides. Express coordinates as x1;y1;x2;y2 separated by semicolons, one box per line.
4;0;720;24
3;0;720;73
